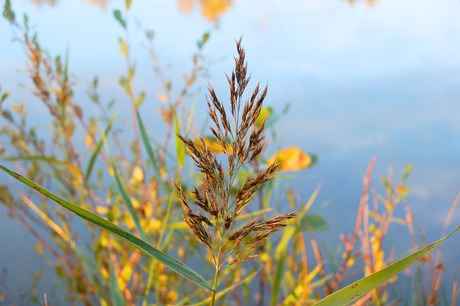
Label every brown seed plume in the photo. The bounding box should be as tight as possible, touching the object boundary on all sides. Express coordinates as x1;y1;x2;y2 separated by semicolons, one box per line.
173;37;297;267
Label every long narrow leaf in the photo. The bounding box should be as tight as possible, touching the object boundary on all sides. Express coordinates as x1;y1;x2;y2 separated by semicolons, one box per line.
314;225;460;305
85;110;118;181
0;155;66;164
271;249;287;306
0;165;213;291
112;162;148;242
135;109;169;192
109;262;125;306
174;111;185;169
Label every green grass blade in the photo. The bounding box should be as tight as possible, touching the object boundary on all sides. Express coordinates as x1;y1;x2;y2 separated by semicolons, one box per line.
112;162;148;242
186;97;198;134
174;111;186;169
85;110;118;181
135;109;169;192
0;155;66;164
0;165;213;291
271;249;287;306
313;225;460;306
109;262;125;306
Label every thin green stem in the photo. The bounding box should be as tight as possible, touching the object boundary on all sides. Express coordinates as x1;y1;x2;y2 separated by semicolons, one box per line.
210;255;221;306
158;194;174;249
142;260;155;306
211;232;226;306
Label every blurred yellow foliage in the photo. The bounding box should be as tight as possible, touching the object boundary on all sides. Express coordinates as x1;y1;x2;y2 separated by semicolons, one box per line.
132;166;144;183
267;147;312;171
255;106;272;127
193;137;232;154
176;0;232;22
149;218;162;232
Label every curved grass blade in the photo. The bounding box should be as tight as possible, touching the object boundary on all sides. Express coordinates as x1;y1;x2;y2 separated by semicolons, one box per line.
109;262;125;306
85;110;118;181
0;165;213;291
271;249;287;306
135;109;169;192
314;225;460;306
0;155;67;164
112;162;148;242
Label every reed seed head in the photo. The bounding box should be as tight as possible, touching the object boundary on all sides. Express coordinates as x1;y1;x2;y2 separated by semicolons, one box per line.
173;37;297;267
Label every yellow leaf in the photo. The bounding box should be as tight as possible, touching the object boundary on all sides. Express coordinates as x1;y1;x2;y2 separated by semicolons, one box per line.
267;147;312;171
193;136;232;154
255;106;272;127
108;166;114;177
95;206;109;215
396;185;410;197
131;197;140;209
119;37;128;59
132;166;144;182
35;243;44;255
84;134;95;150
157;92;168;103
149;218;162;233
167;290;179;304
199;0;232;22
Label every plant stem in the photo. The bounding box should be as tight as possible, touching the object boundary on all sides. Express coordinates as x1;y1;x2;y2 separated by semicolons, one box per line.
211;265;220;306
211;246;223;306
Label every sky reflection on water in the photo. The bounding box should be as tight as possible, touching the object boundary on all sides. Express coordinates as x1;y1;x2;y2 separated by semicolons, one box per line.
1;0;460;302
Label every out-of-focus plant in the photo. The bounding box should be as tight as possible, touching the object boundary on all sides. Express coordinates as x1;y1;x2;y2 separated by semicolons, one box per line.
176;0;233;22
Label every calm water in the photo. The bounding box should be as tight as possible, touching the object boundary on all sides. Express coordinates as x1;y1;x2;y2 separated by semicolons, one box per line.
1;0;460;303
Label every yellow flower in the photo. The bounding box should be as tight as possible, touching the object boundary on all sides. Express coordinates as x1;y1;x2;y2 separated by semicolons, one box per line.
267;147;314;171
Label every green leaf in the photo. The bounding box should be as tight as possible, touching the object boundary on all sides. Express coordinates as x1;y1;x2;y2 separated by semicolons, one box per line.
174;111;185;169
85;110;118;181
0;92;9;105
0;165;213;291
112;162;148;242
0;155;66;165
135;109;169;192
313;225;460;305
186;97;198;134
401;163;412;184
301;214;329;232
109;263;124;306
2;0;15;24
271;249;287;306
113;9;126;28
